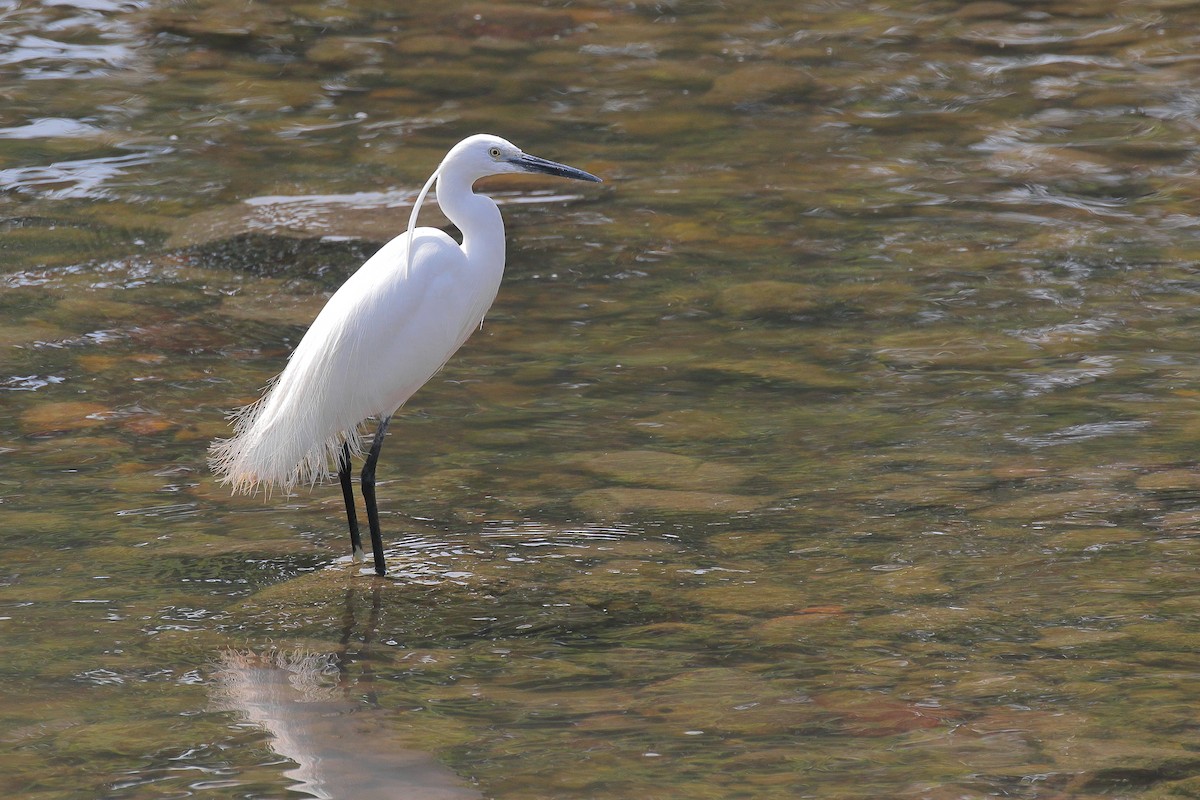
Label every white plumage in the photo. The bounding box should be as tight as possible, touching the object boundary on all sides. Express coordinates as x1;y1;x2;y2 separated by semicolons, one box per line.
210;229;492;494
209;134;601;575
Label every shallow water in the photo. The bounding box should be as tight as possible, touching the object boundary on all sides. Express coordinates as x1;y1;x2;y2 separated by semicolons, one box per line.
2;0;1200;797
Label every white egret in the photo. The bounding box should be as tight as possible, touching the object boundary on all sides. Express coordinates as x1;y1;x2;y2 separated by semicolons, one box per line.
210;134;601;576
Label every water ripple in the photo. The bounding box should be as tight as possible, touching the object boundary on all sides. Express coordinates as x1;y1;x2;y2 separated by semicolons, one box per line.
0;117;103;139
481;521;643;547
993;184;1134;219
1;374;65;391
0;146;170;200
1006;419;1152;448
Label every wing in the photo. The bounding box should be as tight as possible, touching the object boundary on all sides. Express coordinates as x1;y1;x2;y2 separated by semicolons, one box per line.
211;227;491;493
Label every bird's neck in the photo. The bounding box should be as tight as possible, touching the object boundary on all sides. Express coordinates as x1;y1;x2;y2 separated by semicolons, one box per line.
435;170;505;272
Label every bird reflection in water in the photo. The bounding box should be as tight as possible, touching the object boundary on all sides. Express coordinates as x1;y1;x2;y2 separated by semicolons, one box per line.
210;587;480;800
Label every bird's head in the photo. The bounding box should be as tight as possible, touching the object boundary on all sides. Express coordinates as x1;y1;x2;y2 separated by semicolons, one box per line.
444;134;602;184
404;134;602;275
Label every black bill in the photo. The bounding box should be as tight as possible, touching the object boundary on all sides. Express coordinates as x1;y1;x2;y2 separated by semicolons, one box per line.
512;153;602;183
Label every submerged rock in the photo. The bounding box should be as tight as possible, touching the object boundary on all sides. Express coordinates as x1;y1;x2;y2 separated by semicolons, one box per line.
144;1;293;48
573;487;769;517
20;401;110;434
305;36;389;69
703;64;816;107
630;667;812;736
716;280;822;319
1135;468;1200;491
631;409;747;441
569;448;750;490
450;4;576;40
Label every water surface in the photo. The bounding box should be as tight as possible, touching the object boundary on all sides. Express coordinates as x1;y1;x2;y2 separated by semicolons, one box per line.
2;1;1200;798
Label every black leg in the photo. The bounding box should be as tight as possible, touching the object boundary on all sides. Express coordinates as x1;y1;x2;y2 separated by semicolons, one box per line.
361;415;392;576
338;441;364;562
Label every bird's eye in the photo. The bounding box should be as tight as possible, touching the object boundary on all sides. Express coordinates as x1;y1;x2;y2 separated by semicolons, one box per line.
489;147;501;158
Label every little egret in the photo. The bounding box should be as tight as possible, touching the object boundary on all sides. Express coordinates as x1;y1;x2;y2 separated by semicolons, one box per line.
210;134;601;576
